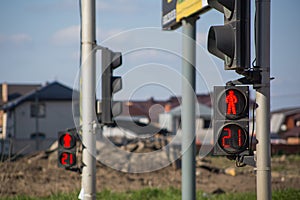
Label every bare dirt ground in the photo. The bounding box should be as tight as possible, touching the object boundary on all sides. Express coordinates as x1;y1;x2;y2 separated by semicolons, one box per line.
0;150;299;198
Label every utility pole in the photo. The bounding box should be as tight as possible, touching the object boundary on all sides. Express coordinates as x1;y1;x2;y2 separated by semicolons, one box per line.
181;17;196;200
255;0;271;199
80;0;96;199
34;90;40;151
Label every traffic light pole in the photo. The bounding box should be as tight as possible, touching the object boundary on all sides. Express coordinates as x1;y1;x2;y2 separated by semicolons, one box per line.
255;0;271;200
80;0;96;199
181;18;196;200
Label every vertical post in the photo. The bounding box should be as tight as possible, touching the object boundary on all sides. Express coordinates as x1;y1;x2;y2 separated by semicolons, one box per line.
80;0;96;199
255;0;271;200
181;18;196;200
35;91;39;151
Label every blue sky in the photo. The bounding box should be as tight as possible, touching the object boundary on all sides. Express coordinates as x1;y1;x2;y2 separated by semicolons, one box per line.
0;0;300;111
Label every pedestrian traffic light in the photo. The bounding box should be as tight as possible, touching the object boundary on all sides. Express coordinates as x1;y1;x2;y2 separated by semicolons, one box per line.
207;0;250;71
213;86;249;156
58;130;77;168
101;48;123;125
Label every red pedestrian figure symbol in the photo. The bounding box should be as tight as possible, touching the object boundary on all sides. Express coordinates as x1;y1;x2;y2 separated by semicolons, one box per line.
226;90;238;115
63;133;72;148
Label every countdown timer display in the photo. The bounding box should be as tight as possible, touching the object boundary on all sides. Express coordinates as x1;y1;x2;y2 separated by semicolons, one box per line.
217;123;248;154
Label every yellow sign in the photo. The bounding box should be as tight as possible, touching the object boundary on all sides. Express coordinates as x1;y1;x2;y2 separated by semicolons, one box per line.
162;0;209;30
176;0;207;22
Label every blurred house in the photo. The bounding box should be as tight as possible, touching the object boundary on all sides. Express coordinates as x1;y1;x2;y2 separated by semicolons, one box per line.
0;83;41;137
121;94;213;124
119;94;213;145
159;102;213;145
0;83;41;154
1;81;75;155
121;97;179;124
271;107;300;144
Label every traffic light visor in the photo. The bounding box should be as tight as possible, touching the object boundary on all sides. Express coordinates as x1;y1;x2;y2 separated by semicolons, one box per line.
208;0;235;19
208;25;235;67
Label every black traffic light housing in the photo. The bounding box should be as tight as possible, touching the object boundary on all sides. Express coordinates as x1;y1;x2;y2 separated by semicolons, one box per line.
58;129;77;168
207;0;250;71
213;86;250;156
101;48;123;125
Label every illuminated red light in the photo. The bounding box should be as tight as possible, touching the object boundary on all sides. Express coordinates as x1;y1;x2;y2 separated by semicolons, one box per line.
59;132;76;149
62;133;72;148
222;128;232;148
217;87;248;120
60;152;76;166
218;124;247;154
226;90;238;115
238;129;242;147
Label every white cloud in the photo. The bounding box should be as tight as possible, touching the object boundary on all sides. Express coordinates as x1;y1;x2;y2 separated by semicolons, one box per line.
10;34;32;44
51;25;126;46
51;25;80;46
0;33;32;45
51;25;129;48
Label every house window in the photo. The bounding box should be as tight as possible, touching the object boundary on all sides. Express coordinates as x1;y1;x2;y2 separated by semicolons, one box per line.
296;120;300;127
30;132;46;139
177;118;182;129
30;103;46;118
203;119;211;129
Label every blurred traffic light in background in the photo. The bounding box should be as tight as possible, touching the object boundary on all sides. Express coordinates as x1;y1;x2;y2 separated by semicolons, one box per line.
101;48;123;125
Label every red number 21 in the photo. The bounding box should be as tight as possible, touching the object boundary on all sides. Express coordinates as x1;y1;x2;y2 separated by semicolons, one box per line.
222;128;231;148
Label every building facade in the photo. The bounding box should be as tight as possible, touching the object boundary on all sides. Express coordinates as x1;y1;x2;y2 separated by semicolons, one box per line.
1;82;75;155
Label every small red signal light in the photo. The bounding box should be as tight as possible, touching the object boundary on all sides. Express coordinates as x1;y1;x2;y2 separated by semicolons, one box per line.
217;87;248;120
58;130;77;168
226;90;238;115
59;132;76;149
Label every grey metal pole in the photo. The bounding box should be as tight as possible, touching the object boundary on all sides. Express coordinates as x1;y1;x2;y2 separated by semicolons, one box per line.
181;18;196;200
80;0;96;199
35;91;39;151
255;0;271;199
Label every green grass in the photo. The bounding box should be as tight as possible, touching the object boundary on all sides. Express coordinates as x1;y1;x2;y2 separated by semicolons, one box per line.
1;188;299;200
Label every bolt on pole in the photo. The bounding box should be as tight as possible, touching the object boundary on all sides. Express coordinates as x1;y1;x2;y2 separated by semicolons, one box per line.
80;0;97;199
181;18;196;200
255;0;272;199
